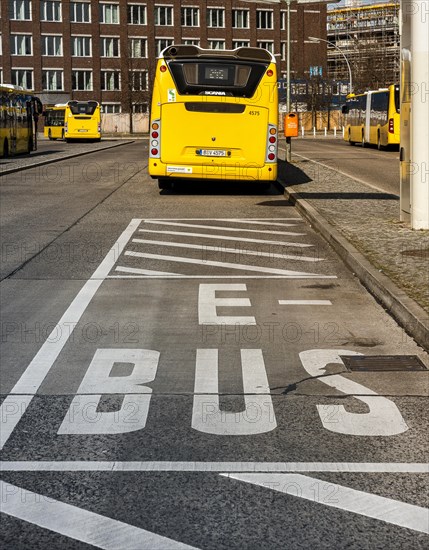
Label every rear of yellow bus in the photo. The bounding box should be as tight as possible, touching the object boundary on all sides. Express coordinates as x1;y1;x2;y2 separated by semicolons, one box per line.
149;45;278;188
386;84;400;147
64;101;101;141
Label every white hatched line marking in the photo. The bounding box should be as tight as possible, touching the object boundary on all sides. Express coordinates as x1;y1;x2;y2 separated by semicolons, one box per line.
223;473;429;535
0;480;198;550
1;462;428;473
109;275;336;279
143;220;305;236
0;219;142;451
144;218;301;221
279;300;333;305
212;218;302;226
124;251;329;277
116;266;180;276
139;229;313;248
132;239;322;263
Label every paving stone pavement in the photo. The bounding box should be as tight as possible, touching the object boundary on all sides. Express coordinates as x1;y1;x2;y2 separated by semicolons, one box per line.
280;155;429;352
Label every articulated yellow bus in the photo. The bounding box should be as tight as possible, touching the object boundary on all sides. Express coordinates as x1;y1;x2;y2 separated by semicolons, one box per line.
44;104;66;140
149;45;278;189
64;100;101;142
0;84;42;157
342;84;400;149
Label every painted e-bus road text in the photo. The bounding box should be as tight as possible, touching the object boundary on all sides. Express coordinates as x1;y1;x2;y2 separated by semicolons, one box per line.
1;217;415;449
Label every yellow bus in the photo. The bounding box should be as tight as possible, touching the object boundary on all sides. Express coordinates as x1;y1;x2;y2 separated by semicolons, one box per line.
0;84;42;157
148;45;278;189
64;100;101;142
44;104;66;140
342;84;400;149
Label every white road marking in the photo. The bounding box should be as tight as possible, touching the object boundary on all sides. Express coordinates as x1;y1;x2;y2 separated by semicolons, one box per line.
198;284;255;325
132;238;322;262
0;480;198;550
139;229;313;248
144;218;302;222
192;349;277;435
124;251;329;277
115;266;180;276
0;219;143;450
143;220;305;236
222;473;429;535
212;218;302;226
279;300;332;305
1;462;428;473
300;350;408;436
110;274;336;279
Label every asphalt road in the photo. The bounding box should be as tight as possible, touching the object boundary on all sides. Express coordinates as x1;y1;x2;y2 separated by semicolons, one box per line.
1;142;428;549
289;138;400;196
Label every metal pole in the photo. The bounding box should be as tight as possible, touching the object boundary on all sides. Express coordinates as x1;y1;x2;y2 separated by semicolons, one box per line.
286;0;292;162
308;36;353;94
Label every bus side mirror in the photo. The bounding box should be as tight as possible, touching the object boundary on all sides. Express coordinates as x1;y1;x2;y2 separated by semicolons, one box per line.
341;105;349;114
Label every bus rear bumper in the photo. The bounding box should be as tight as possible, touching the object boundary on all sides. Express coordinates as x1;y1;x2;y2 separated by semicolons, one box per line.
148;160;277;182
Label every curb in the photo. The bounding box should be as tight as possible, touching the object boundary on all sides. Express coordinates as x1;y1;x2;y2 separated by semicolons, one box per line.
0;140;134;177
284;187;429;353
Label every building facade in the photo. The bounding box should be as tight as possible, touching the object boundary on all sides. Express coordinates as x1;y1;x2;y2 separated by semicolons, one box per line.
327;1;400;92
1;0;328;113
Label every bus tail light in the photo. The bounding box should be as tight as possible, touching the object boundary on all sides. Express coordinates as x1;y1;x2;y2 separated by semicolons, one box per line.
265;124;277;163
389;118;394;133
149;119;161;158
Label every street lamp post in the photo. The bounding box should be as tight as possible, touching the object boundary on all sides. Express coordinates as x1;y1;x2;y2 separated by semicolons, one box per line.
241;1;341;164
308;36;353;94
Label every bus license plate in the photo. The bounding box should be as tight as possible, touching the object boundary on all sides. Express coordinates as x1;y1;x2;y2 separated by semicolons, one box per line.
198;149;226;157
78;129;88;132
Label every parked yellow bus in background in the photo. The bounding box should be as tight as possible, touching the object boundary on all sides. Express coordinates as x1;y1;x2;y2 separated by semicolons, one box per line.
342;84;400;149
44;104;66;140
64;100;101;142
0;84;42;157
149;45;278;189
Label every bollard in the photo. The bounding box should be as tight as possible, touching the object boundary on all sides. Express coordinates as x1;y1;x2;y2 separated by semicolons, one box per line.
334;127;337;137
324;127;327;137
342;127;345;138
301;126;304;137
313;127;316;137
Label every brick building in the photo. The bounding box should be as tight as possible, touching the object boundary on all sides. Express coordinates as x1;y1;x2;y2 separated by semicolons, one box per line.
1;0;328;113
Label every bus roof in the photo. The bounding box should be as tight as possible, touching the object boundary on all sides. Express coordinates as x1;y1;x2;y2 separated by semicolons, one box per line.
159;44;276;64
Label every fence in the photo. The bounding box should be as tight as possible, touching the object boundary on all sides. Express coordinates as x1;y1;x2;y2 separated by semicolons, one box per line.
101;113;149;134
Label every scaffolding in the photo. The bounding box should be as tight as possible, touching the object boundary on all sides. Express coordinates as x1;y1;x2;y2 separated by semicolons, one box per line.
327;1;400;92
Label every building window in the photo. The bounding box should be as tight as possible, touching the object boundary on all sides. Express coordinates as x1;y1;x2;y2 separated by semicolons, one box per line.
257;41;274;54
280;11;286;31
132;103;148;114
181;7;199;27
71;36;91;57
10;34;32;56
42;69;63;90
40;1;61;21
130;71;147;91
182;39;200;46
70;1;90;23
155;38;173;56
232;40;250;49
101;70;121;90
208;40;225;50
257;10;273;30
281;42;287;61
154;6;173;26
9;0;32;20
11;69;33;89
232;9;249;29
42;35;63;56
102;103;121;113
72;70;92;90
129;38;147;58
128;4;146;25
100;3;119;24
101;37;120;57
207;8;224;28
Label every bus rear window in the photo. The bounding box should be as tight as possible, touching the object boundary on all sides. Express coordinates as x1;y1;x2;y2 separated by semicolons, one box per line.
68;101;98;115
169;60;268;98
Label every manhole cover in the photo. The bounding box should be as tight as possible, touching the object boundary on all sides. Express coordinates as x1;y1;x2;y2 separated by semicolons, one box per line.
340;355;428;372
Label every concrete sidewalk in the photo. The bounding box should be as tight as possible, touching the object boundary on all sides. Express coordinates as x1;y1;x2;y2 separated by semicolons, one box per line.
278;152;429;352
